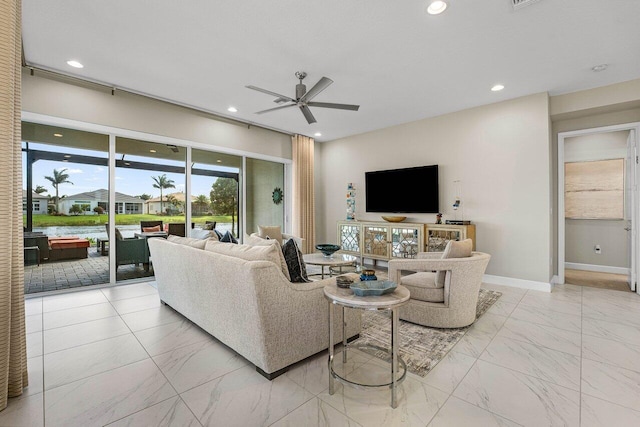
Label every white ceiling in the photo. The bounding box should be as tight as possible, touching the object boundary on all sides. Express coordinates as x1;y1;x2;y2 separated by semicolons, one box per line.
22;0;640;142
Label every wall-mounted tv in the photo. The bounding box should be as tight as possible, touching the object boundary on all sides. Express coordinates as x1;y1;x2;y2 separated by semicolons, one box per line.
365;165;439;213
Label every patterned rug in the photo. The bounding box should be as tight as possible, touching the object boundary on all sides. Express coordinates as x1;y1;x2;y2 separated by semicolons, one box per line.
353;288;501;377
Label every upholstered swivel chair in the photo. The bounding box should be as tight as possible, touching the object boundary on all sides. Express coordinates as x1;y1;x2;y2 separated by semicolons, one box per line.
388;240;490;328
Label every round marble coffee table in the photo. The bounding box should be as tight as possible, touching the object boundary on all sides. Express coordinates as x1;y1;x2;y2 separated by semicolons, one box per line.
303;253;357;279
324;283;410;408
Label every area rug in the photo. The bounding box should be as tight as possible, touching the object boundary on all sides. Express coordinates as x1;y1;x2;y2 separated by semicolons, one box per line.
352;288;501;377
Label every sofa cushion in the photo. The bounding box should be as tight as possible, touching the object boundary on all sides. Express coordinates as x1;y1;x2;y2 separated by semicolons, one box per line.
258;225;283;245
401;272;444;302
204;240;291;281
435;239;473;286
167;235;208;249
241;236;292;282
282;239;310;283
220;231;238;244
143;225;161;232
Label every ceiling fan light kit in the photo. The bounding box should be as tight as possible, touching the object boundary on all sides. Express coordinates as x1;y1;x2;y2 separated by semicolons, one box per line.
246;71;360;124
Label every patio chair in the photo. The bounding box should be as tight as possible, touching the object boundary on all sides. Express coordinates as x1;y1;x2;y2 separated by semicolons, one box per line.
140;220;163;232
106;224;150;271
168;223;186;237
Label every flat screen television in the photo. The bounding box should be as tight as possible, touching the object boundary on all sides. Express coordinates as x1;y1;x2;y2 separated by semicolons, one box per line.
365;165;439;213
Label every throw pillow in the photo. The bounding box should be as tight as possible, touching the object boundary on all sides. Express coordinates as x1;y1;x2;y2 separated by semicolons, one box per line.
203;222;217;231
204;240;292;281
143;225;161;232
282;238;310;283
435;239;473;287
114;227;124;241
167;235;207;249
214;229;224;240
220;231;238;244
258;225;283;245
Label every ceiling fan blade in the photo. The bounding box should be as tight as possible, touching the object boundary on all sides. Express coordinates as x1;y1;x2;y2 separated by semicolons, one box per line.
245;85;294;102
307;102;360;111
299;105;317;124
255;104;296;114
300;77;333;102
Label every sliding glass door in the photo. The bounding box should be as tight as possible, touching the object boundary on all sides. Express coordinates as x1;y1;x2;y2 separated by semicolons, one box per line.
22;122;110;293
191;149;242;237
115;137;185;282
21;118;288;294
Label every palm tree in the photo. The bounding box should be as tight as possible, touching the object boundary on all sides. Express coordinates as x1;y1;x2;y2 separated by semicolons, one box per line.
44;169;73;213
194;194;209;216
33;185;47;195
151;174;175;214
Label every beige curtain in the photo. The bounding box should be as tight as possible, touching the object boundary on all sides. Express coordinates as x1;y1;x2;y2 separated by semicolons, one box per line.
0;0;29;410
291;135;315;253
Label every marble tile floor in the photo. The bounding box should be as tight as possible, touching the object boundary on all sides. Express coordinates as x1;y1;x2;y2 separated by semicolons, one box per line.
4;281;640;426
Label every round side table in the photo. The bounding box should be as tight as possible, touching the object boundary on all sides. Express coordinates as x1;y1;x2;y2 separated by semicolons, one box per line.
323;283;410;408
304;253;357;279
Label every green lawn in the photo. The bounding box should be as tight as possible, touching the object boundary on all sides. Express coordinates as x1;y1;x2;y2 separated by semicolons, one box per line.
26;213;235;227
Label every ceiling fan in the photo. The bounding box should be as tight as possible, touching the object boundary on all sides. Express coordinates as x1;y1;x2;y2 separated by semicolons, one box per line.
246;71;360;124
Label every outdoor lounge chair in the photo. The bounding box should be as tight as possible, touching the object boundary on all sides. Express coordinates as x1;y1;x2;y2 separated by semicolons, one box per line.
106;224;150;271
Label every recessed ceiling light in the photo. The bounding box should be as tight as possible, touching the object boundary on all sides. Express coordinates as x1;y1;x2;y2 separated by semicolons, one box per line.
149;149;157;153
63;159;68;162
216;160;222;163
53;133;63;137
63;154;71;158
314;132;322;137
427;0;448;15
124;162;131;166
491;84;505;92
227;106;238;113
66;60;84;68
592;64;608;72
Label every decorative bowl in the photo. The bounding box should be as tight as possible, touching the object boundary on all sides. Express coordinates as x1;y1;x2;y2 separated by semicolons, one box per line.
350;280;398;297
381;216;407;223
316;244;341;257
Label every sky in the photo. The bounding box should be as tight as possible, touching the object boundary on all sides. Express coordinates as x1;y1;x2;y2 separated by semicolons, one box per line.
23;143;237;200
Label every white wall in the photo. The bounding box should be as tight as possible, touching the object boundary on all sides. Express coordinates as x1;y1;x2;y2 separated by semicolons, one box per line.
564;131;629;268
318;93;552;283
21;70;292;160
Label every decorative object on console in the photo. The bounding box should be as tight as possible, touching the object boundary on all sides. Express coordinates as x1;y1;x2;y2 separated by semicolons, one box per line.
272;187;283;205
452;179;464;221
316;243;341;257
381;216;407;223
346;182;356;220
436;213;442;224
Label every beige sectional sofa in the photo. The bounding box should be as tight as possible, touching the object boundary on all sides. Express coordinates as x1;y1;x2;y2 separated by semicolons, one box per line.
147;237;360;379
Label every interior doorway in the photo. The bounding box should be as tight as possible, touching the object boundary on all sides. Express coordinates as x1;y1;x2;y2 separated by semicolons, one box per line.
558;123;640;294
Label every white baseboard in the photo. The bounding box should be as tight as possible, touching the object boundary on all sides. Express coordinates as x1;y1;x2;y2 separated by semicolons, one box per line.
483;274;552;293
565;262;629;275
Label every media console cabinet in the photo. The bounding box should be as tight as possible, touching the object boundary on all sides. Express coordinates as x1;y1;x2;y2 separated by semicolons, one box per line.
337;220;475;263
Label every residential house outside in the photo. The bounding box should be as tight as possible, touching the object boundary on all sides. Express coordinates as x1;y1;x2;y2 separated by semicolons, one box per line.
22;190;48;215
145;192;195;214
58;189;143;215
